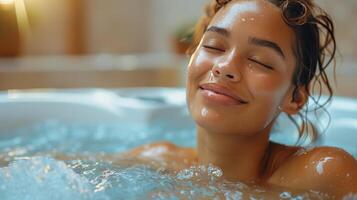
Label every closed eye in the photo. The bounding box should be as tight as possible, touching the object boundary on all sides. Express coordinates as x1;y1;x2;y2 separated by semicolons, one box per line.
248;58;273;70
203;45;225;52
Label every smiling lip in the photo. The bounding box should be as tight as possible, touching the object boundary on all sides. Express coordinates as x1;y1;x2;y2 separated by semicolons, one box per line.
199;83;248;105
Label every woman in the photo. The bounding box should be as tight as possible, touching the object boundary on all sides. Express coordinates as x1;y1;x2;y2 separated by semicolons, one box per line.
128;0;356;198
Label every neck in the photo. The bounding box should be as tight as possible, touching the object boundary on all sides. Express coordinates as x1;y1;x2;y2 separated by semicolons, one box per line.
196;125;272;183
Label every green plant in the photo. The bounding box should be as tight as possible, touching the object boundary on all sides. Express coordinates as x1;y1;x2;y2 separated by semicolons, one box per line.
173;21;196;44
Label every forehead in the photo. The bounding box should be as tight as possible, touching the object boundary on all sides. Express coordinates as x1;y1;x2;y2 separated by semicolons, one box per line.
212;0;263;28
209;0;295;57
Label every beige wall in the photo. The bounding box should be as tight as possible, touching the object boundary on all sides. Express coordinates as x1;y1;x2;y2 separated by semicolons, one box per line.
317;0;357;58
84;0;208;53
147;0;208;52
19;0;357;58
21;0;209;55
22;0;71;55
84;0;151;53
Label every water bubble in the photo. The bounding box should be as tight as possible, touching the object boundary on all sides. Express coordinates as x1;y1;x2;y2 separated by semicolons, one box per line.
280;191;292;199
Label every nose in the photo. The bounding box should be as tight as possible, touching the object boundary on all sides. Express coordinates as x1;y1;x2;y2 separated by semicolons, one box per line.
212;62;241;82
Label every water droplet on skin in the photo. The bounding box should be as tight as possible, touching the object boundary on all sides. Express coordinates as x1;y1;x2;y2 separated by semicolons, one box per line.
247;63;255;72
241;18;246;22
280;176;286;183
295;146;315;156
250;17;255;21
315;157;333;175
208;71;215;82
141;146;168;157
201;108;208;117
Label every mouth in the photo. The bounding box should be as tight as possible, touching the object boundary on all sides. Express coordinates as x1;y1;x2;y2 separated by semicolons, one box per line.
199;83;248;105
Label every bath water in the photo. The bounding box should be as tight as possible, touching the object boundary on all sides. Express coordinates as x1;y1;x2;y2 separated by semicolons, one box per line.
0;121;335;200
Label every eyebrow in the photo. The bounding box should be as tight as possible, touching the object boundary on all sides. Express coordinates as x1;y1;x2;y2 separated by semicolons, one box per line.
206;26;230;37
206;26;285;59
248;37;285;59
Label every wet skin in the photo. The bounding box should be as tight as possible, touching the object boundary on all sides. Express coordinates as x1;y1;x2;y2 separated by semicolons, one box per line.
129;0;357;198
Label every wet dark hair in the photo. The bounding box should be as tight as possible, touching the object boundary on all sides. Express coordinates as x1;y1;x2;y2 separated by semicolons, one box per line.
188;0;337;144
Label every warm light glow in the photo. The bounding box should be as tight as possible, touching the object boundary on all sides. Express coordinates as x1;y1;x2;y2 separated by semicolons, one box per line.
0;0;31;37
15;0;30;36
0;0;15;5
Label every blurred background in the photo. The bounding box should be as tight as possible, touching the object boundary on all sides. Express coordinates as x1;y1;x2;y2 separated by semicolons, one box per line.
0;0;356;96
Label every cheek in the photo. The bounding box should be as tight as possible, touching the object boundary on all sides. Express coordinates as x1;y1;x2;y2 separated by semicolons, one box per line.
186;51;214;103
186;51;224;125
187;90;225;134
187;51;214;81
246;73;290;124
247;72;290;100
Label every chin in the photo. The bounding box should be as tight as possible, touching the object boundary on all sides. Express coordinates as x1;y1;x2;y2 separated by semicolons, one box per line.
192;112;237;135
192;110;269;136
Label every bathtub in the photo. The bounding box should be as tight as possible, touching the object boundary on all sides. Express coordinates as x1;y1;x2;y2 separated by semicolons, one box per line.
0;87;356;157
0;88;193;133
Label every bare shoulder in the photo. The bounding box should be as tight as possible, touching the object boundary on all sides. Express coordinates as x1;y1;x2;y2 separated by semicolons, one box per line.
125;142;194;157
124;141;180;157
269;146;357;198
122;141;197;168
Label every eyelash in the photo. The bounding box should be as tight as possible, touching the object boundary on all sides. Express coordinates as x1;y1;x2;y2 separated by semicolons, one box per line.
203;45;225;52
203;45;274;70
247;58;273;70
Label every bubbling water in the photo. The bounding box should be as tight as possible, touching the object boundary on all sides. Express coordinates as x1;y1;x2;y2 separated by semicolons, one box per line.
0;157;333;200
0;121;336;200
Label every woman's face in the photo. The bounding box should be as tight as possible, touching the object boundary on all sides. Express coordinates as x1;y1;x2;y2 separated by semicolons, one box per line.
187;0;298;135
